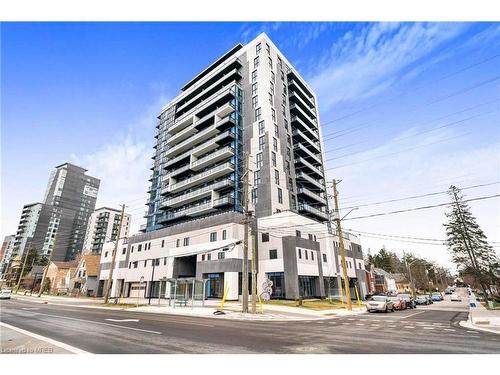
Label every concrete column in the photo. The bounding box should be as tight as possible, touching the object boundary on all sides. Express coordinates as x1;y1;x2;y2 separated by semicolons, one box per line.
224;271;238;300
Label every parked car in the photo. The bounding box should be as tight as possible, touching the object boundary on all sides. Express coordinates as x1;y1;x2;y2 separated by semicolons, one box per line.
415;295;430;305
366;295;395;313
0;288;12;299
450;293;462;302
431;292;443;301
397;293;416;309
388;296;407;310
444;288;455;295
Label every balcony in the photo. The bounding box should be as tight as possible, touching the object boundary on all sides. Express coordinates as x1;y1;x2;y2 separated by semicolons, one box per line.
298;202;329;221
294;156;324;179
294;142;322;164
213;196;234;207
167;162;235;194
291;115;318;140
161;201;215;222
165;123;222;159
295;171;325;191
167;113;196;135
290;103;316;128
288;78;315;108
161;178;234;207
287;71;315;100
191;146;234;171
292;128;320;153
289;91;316;120
297;186;327;205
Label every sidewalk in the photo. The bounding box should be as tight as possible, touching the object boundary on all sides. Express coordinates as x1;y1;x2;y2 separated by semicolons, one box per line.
460;295;500;334
0;322;88;354
12;293;367;321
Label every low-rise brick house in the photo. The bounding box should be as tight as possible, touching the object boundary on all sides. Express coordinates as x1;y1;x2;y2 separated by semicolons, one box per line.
392;273;412;293
372;268;397;293
71;254;100;297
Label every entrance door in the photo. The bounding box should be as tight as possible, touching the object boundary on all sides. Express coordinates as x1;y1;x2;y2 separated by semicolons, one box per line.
299;276;317;298
206;273;224;298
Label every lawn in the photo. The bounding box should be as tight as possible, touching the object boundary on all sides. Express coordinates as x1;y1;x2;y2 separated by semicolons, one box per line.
265;298;358;310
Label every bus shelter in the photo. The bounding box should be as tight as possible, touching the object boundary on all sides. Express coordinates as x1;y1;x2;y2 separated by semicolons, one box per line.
162;277;207;308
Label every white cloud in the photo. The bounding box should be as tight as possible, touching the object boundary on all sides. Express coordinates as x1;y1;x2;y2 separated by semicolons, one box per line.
71;94;170;234
309;23;469;110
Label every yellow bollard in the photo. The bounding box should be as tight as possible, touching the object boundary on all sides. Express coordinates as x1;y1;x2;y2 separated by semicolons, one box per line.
218;283;230;311
354;285;362;308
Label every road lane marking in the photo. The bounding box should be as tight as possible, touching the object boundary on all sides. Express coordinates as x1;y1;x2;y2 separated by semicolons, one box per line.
105;319;139;322
443;328;456;332
21;307;40;310
423;327;434;330
466;330;479;334
404;326;415;329
400;311;426;319
0;322;90;354
31;312;163;334
355;323;365;326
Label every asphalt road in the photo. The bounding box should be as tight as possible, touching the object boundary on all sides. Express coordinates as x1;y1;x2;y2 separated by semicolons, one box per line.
1;296;499;354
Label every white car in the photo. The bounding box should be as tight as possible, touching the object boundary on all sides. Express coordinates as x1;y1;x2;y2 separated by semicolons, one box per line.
0;289;12;299
450;293;462;302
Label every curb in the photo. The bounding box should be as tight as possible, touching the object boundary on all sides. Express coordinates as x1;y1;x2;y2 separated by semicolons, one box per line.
459;320;500;335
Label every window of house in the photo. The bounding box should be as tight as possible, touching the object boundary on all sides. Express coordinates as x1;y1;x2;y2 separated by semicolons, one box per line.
222;230;227;240
255;107;262;121
262;232;270;242
283;84;287;94
218;252;225;259
133;261;138;268
281;70;285;81
308;234;313;241
282;93;286;105
311;251;314;261
271;108;276;122
274;124;279;138
129;262;131;269
252;70;257;82
287;134;291;146
202;254;205;261
270;81;274;94
252;82;258;96
254;170;261;186
207;253;211;261
298;248;302;259
286;161;290;173
286;147;291;159
176;239;180;247
210;232;217;242
252;95;258;108
104;251;108;258
131;246;134;253
277;55;282;67
183;237;190;246
282;104;286;116
259;135;265;151
323;254;327;262
256;42;261;54
258;120;265;135
305;251;308;260
269;92;273;105
278;188;283;204
359;262;362;269
296;230;301;237
252;188;258;204
256;153;263;169
274;170;280;185
164;257;167;266
122;247;126;255
144;260;147;267
273;138;278;152
269;249;277;259
254;56;259;68
266;43;270;54
161;240;165;248
138;244;142;252
271;70;275;82
314;235;317;241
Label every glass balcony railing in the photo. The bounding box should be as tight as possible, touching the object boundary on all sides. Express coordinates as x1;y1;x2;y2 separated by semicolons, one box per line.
167;162;235;193
298;202;328;221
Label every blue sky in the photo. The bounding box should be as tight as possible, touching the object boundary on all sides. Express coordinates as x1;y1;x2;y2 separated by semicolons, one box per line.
2;22;499;269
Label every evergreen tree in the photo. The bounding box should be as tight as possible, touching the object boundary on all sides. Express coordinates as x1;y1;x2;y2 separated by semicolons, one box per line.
444;185;499;296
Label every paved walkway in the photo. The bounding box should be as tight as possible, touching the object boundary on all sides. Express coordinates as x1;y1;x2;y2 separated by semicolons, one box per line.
460;294;500;334
0;322;87;354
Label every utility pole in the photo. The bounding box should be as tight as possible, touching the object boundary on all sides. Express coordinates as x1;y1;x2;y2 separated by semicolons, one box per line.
38;235;58;297
241;153;250;313
452;190;490;301
251;216;258;314
331;179;352;310
104;204;126;304
14;242;32;294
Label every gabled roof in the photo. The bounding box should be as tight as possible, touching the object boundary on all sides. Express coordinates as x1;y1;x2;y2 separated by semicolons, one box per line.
372;268;394;279
79;254;101;277
391;273;409;283
52;260;79;269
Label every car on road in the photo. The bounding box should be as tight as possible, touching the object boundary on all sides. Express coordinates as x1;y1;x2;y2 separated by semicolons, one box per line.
388;296;406;310
0;288;12;299
397;293;416;309
444;288;455;295
450;293;462;302
431;292;443;302
415;295;430;305
366;295;394;313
